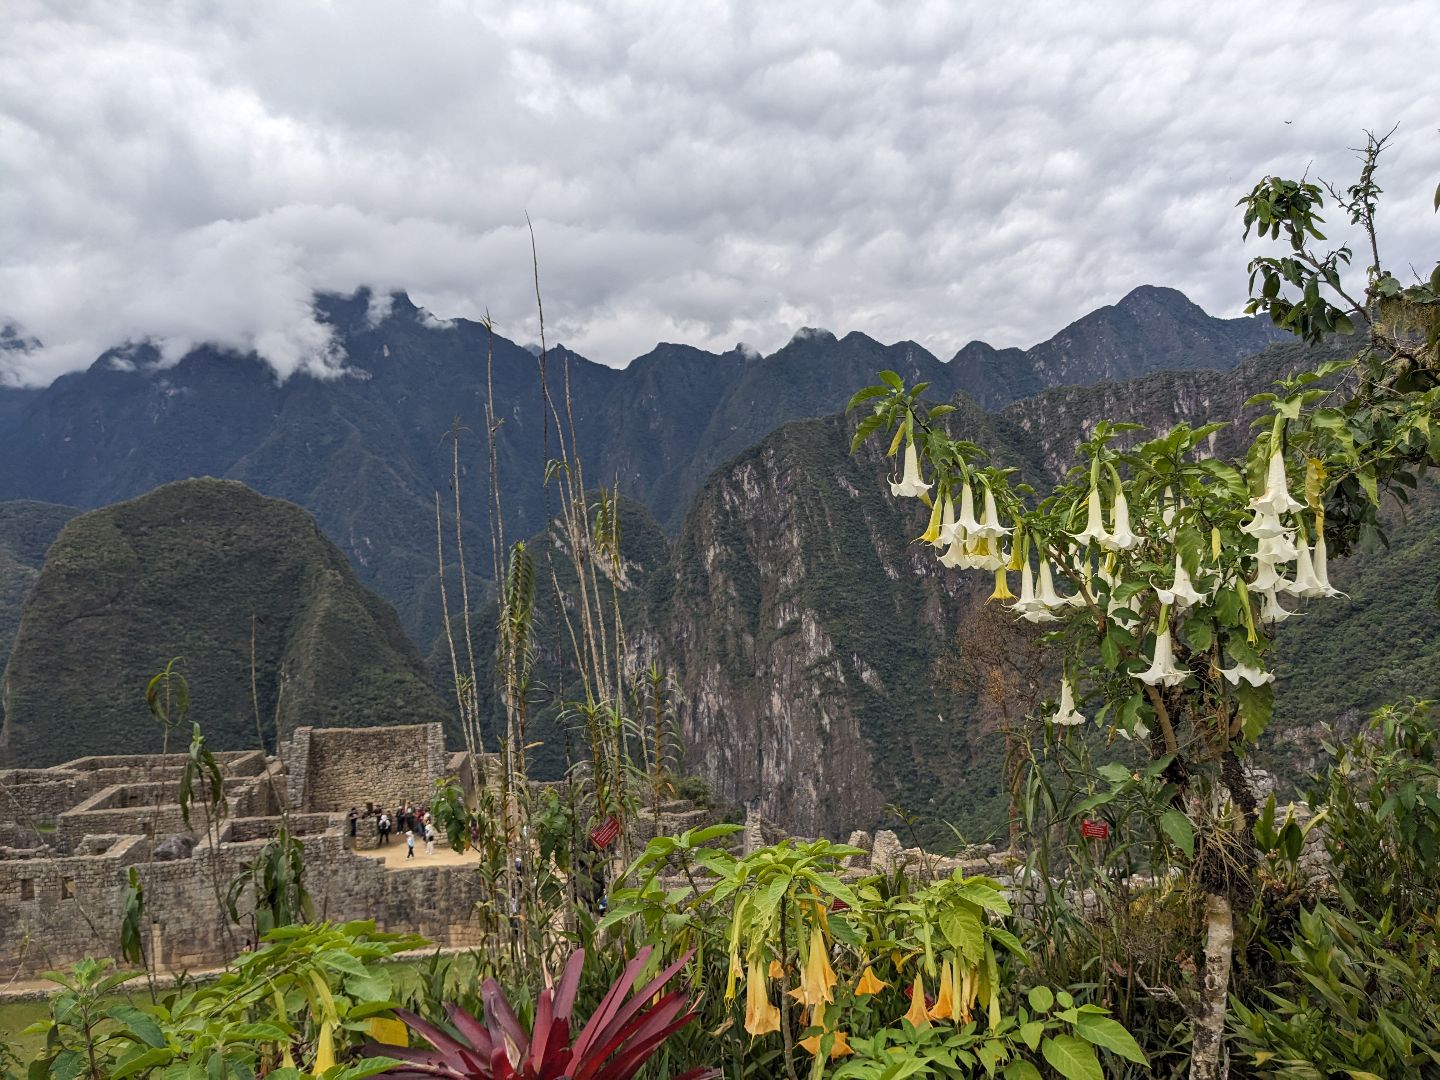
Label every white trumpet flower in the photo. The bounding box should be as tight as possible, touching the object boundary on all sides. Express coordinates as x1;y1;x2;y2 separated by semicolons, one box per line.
956;482;981;535
1073;486;1110;547
1051;677;1087;726
973;486;1009;539
1251;447;1305;516
1036;559;1067;608
1311;527;1347;598
935;494;958;548
1284;536;1324;597
1258;588;1297;623
1015;558;1061;623
1217;661;1275;686
1064;556;1093;608
1251;555;1291;595
889;440;932;498
1155;552;1208;609
1135;624;1188;687
1241;508;1291;540
938;532;967;569
1257;530;1298;563
1103;488;1142;551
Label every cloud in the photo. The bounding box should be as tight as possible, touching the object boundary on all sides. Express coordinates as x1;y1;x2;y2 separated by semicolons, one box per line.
1;0;1437;386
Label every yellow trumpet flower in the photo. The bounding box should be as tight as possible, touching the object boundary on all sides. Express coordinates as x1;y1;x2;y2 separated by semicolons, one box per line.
795;925;837;1007
988;567;1014;603
903;973;931;1028
744;962;781;1036
928;959;955;1021
855;965;889;996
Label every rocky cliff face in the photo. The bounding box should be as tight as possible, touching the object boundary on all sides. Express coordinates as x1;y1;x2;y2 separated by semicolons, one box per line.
657;402;1036;837
648;335;1430;839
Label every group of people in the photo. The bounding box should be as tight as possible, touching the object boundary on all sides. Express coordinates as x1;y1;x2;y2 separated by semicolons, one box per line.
347;801;438;858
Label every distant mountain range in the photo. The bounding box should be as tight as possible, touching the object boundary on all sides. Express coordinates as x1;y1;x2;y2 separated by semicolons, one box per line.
18;284;1416;839
0;285;1279;648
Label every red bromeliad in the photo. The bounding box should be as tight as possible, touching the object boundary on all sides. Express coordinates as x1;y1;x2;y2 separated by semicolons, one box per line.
368;946;717;1080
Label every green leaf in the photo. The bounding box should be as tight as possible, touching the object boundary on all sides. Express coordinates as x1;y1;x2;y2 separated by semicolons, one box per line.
1159;810;1195;858
846;385;889;411
1097;762;1131;786
1027;985;1054;1012
1004;1062;1042;1080
878;370;904;390
1041;1034;1104;1080
1074;1014;1147;1064
939;907;985;964
956;880;1011;915
110;1048;175;1080
106;1004;167;1048
1236;680;1274;742
1019;1020;1045;1051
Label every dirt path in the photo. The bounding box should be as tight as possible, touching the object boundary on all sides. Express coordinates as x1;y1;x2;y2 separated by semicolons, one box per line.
353;840;482;870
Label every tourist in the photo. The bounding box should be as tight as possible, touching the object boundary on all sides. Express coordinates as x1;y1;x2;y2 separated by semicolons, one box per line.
424;820;436;857
378;810;391;846
347;807;359;844
405;828;416;859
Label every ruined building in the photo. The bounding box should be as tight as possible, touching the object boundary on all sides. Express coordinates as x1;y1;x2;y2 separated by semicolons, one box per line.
0;724;485;979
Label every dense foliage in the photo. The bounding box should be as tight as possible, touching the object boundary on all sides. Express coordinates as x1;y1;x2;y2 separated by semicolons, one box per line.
0;478;448;765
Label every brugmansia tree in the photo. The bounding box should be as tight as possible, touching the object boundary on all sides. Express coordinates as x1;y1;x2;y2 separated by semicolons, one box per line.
848;133;1439;1079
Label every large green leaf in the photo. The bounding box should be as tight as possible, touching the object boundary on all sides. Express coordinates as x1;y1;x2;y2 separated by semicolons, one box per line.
1074;1013;1148;1064
1160;809;1195;858
939;907;985;964
1041;1034;1104;1080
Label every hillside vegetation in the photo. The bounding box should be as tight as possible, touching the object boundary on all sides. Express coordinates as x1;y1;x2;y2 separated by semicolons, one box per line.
0;478;448;766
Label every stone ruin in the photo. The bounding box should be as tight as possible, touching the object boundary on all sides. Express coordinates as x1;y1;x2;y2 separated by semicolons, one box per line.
0;724;486;981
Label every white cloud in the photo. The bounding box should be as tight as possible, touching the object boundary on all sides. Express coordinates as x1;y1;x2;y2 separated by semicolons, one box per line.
1;0;1437;386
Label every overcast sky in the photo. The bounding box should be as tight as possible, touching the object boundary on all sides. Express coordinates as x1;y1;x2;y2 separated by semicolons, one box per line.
2;1;1437;386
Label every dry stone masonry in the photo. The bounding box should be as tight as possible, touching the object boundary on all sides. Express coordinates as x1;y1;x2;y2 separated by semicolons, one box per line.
0;724;482;980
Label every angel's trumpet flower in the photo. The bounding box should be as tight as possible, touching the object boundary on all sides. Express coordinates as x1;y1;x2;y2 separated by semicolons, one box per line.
889;440;932;498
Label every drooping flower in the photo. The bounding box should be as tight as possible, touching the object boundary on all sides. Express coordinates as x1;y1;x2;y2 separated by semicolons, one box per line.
795;926;837;1008
1257;530;1298;564
889;439;932;498
1103;487;1141;551
1155;552;1208;610
1051;676;1086;726
1035;558;1067;608
1064;555;1093;608
744;962;781;1036
927;959;956;1021
973;486;1009;539
1217;660;1275;686
1251;554;1291;595
1258;588;1296;624
1310;525;1347;598
956;481;982;535
902;974;931;1028
938;533;967;569
1135;619;1187;687
936;493;958;547
855;966;888;996
798;1004;853;1060
989;567;1014;603
1284;534;1323;597
1241;508;1291;541
1073;486;1110;548
918;490;945;545
1251;446;1305;516
1014;555;1060;623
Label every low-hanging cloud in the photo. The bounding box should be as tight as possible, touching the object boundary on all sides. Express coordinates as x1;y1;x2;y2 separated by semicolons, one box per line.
1;0;1437;386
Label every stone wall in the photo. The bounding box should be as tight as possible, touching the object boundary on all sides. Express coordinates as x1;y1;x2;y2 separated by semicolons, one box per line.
288;725;446;813
0;824;484;977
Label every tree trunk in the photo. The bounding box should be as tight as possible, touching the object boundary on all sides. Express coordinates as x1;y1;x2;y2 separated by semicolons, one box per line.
1191;890;1233;1080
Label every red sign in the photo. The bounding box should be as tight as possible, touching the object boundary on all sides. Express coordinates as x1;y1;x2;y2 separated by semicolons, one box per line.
1081;819;1110;840
589;815;621;849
